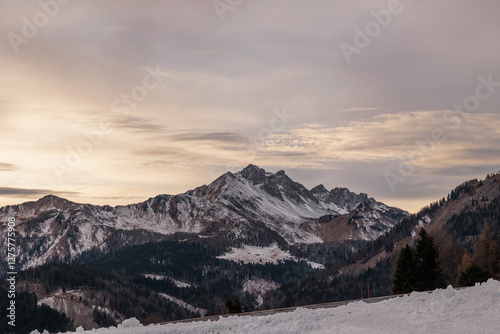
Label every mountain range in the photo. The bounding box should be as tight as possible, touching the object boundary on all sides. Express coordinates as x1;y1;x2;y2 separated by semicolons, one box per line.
2;166;500;331
0;164;407;270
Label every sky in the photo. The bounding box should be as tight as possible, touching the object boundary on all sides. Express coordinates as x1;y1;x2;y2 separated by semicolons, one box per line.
1;0;500;213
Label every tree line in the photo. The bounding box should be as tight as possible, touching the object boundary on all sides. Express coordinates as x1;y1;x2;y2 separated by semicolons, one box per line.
393;224;500;293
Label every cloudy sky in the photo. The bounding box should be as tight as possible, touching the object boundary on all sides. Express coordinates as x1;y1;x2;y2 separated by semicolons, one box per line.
1;0;499;212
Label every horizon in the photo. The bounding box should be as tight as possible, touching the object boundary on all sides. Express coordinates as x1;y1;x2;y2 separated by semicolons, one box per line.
1;163;497;214
2;1;500;214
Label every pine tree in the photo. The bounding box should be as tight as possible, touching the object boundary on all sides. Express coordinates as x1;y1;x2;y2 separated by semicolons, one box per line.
458;264;490;286
393;244;416;294
393;228;446;293
415;228;446;291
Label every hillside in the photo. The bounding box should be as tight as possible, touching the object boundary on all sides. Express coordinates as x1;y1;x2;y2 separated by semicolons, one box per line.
267;171;500;308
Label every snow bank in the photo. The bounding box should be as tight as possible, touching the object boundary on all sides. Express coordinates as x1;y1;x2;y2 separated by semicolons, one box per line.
65;279;500;333
121;317;142;328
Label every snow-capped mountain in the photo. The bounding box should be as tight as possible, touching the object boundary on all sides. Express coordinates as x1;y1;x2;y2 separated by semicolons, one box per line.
0;165;407;269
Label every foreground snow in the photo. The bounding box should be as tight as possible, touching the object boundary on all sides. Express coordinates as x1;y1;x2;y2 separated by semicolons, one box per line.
60;279;500;334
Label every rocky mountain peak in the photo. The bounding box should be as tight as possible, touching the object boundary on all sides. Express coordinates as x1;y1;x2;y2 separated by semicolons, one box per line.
39;194;63;201
276;170;286;176
239;164;267;183
36;194;73;208
330;187;369;202
310;184;328;195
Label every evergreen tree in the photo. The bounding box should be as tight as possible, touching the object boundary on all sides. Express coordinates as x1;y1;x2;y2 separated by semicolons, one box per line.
415;228;446;291
458;264;490;287
392;228;445;293
392;244;416;294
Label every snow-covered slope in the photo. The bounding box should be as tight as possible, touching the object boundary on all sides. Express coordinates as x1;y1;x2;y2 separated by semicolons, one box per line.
0;165;407;269
59;279;500;334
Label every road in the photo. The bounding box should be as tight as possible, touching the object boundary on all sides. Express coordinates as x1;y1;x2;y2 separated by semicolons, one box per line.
158;293;407;326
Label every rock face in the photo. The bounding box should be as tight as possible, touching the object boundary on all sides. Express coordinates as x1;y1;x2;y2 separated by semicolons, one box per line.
0;165;407;269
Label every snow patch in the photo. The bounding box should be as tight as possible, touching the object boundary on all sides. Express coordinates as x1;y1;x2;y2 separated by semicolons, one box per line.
143;274;191;288
242;278;280;307
158;293;207;316
217;244;324;269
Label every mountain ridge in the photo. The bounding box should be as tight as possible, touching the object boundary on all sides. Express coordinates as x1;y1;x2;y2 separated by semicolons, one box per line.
0;164;408;270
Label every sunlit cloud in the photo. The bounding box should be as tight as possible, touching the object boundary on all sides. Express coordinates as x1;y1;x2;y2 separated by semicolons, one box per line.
261;111;500;166
0;187;79;197
0;163;18;172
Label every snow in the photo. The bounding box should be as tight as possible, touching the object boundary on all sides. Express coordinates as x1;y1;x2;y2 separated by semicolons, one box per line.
143;274;191;288
227;177;319;221
121;318;143;328
217;244;293;264
242;278;280;307
30;330;50;334
217;244;324;269
158;293;208;316
63;279;500;333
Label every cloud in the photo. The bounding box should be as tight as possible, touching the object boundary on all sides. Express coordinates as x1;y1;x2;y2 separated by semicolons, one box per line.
0;187;80;197
90;195;145;201
168;132;246;143
113;116;166;132
135;147;209;163
334;107;381;113
0;163;18;171
260;111;500;165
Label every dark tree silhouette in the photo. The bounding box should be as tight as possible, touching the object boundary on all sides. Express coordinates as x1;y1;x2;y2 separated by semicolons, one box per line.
392;228;445;293
392;244;416;294
458;265;490;287
415;228;446;291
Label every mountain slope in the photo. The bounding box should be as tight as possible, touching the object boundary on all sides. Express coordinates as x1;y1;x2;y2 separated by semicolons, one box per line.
0;165;407;270
267;171;500;309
